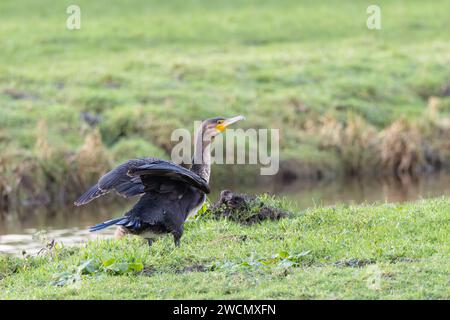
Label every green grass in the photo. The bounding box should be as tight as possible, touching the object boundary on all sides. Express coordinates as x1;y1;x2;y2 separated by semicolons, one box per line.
1;0;450;180
1;197;449;299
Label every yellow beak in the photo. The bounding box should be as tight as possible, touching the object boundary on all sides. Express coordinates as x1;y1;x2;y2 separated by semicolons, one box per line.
216;115;245;132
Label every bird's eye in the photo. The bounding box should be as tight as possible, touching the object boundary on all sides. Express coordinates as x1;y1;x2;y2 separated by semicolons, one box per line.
217;120;224;124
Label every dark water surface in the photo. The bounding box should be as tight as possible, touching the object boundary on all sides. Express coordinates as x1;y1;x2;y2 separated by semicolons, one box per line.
1;172;450;255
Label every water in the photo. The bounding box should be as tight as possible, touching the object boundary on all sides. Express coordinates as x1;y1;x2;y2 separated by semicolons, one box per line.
1;172;450;255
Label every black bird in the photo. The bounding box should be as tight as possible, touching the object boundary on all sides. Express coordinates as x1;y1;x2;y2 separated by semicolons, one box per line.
74;115;245;246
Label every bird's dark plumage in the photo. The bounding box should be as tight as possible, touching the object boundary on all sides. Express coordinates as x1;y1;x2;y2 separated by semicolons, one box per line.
75;158;208;246
74;158;209;206
75;116;244;247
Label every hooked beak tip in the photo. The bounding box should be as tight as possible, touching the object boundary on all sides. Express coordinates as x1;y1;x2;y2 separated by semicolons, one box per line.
225;115;245;125
216;115;245;132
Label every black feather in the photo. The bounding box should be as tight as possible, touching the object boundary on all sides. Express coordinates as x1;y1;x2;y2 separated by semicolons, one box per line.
89;217;127;232
74;158;209;207
74;184;105;206
130;162;210;194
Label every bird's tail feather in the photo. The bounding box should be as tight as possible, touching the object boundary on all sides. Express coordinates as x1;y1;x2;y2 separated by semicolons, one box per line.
89;217;127;232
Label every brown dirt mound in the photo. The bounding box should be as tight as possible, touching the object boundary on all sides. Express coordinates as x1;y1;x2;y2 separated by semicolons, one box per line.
208;190;290;225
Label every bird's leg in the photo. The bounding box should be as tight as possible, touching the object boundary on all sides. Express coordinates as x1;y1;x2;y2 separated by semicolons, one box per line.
172;229;183;247
173;233;181;247
146;238;154;247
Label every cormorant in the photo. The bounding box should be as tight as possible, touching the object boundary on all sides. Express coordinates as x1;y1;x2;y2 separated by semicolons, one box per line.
74;115;245;246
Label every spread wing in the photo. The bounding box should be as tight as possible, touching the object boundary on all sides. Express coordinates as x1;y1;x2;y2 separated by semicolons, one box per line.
128;161;210;194
74;158;209;206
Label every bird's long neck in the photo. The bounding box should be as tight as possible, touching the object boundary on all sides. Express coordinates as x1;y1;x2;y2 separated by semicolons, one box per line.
190;132;212;183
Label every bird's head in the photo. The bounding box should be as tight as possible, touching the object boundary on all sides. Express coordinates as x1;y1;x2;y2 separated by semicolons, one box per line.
201;115;245;141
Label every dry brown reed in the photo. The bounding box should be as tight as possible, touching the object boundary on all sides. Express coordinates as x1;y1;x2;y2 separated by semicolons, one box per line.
303;102;450;177
1;125;114;212
304;113;378;175
379;118;423;176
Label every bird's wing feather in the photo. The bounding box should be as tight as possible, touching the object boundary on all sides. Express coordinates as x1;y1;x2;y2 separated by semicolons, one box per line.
129;161;210;194
97;159;152;194
74;158;157;206
74;183;106;206
74;158;209;206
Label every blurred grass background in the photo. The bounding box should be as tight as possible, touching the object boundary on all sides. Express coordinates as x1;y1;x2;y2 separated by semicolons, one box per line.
0;0;449;203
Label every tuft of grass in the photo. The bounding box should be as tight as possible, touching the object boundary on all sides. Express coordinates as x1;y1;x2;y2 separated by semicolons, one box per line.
73;129;113;186
379;118;423;176
204;191;291;224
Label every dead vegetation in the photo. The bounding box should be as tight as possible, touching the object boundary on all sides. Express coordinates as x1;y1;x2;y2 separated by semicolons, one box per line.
0;124;113;213
207;190;290;224
379;118;423;176
304;113;379;175
301;97;450;178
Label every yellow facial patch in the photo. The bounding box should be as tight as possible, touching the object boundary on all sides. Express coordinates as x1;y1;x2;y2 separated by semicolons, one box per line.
216;123;226;132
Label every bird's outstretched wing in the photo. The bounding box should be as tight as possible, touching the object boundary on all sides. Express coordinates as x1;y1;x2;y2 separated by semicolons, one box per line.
129;161;210;194
74;158;209;206
74;158;152;206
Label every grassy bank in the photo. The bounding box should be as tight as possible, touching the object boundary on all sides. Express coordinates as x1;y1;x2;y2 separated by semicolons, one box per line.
0;197;448;299
1;0;450;206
